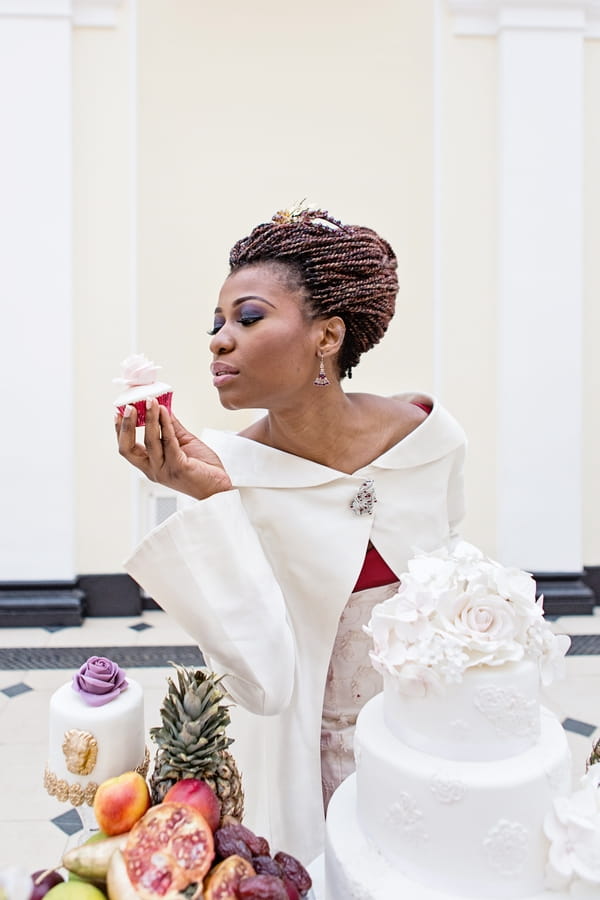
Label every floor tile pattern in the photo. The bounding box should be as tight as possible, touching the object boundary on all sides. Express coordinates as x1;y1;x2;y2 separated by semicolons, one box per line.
562;717;597;738
0;644;205;670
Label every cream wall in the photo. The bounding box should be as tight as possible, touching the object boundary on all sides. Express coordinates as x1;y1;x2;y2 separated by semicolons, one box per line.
583;39;600;566
73;9;135;572
438;12;497;556
72;0;600;576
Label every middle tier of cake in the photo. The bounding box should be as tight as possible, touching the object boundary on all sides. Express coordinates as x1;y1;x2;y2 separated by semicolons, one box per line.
352;693;571;899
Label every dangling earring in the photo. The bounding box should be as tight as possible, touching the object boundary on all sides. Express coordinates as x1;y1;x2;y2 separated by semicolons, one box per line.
313;352;330;386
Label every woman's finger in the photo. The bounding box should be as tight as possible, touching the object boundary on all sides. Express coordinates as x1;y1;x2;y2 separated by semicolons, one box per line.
157;404;180;461
116;405;153;476
143;398;165;463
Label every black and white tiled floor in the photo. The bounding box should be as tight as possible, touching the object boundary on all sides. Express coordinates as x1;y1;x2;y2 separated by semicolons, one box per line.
0;609;599;874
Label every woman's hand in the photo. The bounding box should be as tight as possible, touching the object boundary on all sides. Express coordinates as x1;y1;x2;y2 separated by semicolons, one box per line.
115;399;232;500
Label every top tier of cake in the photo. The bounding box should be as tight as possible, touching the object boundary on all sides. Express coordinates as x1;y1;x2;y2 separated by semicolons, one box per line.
366;541;571;762
383;659;541;761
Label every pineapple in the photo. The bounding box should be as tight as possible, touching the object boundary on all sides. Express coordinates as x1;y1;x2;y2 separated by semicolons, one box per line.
149;663;244;822
586;736;600;771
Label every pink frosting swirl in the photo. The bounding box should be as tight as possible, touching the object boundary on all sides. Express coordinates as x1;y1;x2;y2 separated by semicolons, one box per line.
113;353;161;388
72;656;128;707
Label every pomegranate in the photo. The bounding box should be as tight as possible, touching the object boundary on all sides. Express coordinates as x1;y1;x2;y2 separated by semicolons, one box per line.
108;801;214;900
203;855;255;900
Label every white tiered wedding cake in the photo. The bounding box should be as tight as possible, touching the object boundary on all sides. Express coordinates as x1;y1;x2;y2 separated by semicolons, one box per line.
324;542;600;899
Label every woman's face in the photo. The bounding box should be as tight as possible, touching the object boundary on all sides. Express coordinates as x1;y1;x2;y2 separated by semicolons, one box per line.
209;264;325;411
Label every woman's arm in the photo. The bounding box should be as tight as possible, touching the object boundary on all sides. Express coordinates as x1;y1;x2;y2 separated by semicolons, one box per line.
116;401;295;714
125;489;295;716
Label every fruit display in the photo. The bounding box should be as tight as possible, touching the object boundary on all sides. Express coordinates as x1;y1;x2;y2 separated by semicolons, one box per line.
148;665;244;824
18;667;312;899
50;777;312;900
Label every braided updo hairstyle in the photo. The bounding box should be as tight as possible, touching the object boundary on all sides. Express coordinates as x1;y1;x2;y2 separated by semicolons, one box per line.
228;206;398;379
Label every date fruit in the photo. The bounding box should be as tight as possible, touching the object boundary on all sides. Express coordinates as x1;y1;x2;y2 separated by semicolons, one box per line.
282;878;301;900
252;856;282;878
237;874;289;899
213;833;252;863
214;823;269;861
273;852;312;894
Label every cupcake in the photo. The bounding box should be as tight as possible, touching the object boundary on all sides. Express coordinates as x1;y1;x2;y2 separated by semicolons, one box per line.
113;353;173;426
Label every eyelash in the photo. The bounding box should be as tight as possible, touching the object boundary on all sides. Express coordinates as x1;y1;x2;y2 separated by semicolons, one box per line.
207;314;263;335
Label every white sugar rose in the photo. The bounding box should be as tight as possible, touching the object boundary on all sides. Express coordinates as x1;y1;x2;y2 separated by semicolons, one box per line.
435;586;524;667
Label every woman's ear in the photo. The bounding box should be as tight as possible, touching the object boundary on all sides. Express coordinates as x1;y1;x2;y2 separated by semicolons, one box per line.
318;316;346;357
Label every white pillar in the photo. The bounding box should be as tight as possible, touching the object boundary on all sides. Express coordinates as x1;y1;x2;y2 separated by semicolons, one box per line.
0;0;120;582
448;2;597;604
497;5;585;573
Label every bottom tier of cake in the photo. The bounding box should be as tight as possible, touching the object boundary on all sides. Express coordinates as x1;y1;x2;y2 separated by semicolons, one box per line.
324;775;599;900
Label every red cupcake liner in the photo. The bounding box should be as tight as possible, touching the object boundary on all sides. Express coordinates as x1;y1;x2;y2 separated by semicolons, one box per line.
116;391;173;427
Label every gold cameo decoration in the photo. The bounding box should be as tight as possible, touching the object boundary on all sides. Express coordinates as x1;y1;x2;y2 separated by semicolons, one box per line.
62;728;98;775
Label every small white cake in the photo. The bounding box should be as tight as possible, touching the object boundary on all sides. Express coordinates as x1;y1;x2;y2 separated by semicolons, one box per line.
44;657;148;806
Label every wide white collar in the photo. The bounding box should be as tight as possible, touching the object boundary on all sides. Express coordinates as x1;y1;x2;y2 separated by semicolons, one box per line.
202;393;465;489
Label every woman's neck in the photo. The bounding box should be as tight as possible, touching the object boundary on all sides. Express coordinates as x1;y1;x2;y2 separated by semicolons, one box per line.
240;389;415;474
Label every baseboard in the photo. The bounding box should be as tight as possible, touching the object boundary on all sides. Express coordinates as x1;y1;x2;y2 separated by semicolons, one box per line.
583;566;600;607
534;571;597;617
77;573;144;617
0;582;85;627
0;567;597;627
0;574;143;627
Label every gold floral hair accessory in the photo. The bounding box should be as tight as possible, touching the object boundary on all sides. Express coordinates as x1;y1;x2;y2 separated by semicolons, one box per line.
272;200;344;230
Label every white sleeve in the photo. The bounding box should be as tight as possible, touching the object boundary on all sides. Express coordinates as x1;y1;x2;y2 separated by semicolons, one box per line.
124;490;295;716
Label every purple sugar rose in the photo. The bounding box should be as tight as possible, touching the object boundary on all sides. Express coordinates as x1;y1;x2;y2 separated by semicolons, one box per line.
72;656;128;707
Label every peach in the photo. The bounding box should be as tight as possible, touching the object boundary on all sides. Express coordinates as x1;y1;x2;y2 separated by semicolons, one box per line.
162;778;221;831
92;770;151;836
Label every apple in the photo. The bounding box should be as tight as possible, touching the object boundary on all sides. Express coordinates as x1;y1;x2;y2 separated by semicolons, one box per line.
92;770;151;836
30;871;64;900
162;778;221;831
44;884;106;900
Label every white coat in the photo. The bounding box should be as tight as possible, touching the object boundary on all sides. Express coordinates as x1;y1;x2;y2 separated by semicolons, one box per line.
125;393;466;864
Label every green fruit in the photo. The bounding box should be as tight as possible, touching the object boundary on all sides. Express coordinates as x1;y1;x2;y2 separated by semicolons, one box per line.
45;882;107;900
62;833;129;883
68;834;109;882
84;833;110;844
